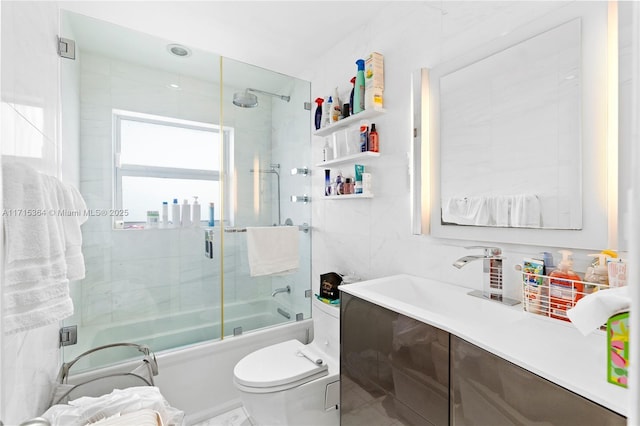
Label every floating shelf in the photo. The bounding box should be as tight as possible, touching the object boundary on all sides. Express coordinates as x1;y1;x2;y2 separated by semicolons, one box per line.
313;107;386;137
316;151;380;167
323;193;373;200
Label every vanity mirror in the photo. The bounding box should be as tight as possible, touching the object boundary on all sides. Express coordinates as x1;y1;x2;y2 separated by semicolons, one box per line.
412;2;617;250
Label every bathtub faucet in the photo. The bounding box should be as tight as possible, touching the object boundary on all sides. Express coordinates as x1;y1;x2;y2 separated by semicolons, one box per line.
453;246;519;306
271;285;291;297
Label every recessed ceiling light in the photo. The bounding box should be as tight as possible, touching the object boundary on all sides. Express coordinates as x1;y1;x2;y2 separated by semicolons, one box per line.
168;83;181;90
167;44;191;58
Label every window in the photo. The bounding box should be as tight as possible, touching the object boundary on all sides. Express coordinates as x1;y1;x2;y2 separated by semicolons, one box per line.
114;110;232;225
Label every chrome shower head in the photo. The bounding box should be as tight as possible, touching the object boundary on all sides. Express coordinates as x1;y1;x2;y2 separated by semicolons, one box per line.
233;88;290;108
233;91;259;108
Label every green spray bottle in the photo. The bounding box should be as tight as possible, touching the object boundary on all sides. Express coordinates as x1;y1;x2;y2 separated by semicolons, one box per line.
353;59;366;114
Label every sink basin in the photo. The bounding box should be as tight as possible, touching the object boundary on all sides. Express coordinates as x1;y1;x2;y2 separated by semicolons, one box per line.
340;274;523;327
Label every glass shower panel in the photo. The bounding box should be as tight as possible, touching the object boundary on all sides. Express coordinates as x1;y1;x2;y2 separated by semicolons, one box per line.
220;57;311;337
61;11;223;368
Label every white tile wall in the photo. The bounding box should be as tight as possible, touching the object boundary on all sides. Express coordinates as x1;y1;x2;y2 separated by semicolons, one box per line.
1;1;62;423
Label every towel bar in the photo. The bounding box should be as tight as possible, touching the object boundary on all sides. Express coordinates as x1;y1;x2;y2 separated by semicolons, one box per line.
224;223;310;233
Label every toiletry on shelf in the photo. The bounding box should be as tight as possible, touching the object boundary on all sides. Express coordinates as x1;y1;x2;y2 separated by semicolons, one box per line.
181;199;191;227
353;59;366;114
540;251;555;274
208;202;215;227
365;52;384;109
314;98;324;130
327;96;334;124
608;259;627;288
192;196;201;226
362;173;372;196
354;164;364;194
344;177;354;194
349;76;356;116
332;87;341;122
161;201;169;228
369;123;379;152
322;139;334;162
171;198;180;227
335;171;344;195
342;103;350;119
322;96;330;128
548;250;583;321
324;169;331;196
359;125;369;152
584;253;611;286
146;210;159;229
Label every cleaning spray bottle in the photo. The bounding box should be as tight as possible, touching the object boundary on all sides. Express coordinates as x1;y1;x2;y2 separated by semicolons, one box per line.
353;59;366;114
548;250;583;321
349;76;356;116
314;98;324;130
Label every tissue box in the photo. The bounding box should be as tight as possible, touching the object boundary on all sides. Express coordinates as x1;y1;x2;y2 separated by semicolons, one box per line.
607;311;629;388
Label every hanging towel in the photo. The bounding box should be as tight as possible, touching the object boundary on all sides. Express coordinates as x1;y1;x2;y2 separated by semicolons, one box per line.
442;196;492;226
246;226;299;277
510;194;541;228
2;161;85;334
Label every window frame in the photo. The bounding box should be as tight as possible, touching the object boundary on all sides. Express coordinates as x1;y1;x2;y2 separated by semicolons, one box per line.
112;109;233;225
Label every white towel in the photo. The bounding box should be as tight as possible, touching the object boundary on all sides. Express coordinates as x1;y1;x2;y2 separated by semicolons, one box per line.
442;196;492;226
510;194;541;228
2;161;85;334
246;226;299;277
567;287;630;335
494;196;510;227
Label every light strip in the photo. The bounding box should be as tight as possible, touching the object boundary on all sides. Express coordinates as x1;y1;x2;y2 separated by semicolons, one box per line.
607;0;619;249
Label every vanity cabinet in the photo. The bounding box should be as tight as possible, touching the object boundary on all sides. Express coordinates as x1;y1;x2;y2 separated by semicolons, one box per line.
450;335;626;426
341;293;626;426
340;292;449;426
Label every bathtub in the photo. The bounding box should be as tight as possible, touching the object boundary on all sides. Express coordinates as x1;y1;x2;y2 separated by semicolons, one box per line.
64;300;312;424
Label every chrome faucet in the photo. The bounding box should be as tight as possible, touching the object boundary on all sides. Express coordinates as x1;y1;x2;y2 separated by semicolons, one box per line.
271;285;291;297
453;246;519;306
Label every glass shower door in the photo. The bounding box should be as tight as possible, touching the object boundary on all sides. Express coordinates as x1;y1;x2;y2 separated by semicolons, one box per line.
219;57;312;337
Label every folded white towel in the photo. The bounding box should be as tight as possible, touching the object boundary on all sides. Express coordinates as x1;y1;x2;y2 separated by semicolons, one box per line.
246;226;299;277
567;287;630;335
510;194;541;228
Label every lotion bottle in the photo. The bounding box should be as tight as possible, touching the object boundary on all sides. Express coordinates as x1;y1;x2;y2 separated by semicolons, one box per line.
192;196;201;227
161;201;169;228
181;199;191;227
171;198;180;228
548;250;583;321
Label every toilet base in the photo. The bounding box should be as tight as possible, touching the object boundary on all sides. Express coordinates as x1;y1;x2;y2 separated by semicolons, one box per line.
240;374;340;426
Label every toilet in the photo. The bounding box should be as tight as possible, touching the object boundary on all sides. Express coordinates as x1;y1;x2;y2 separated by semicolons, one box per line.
233;299;340;425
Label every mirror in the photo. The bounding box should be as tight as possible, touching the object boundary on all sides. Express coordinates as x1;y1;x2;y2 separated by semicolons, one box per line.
413;2;615;249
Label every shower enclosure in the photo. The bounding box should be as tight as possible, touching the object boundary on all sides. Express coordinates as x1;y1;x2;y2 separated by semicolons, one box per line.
60;11;312;367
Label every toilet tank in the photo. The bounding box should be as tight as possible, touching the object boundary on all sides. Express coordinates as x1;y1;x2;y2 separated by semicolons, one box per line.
311;299;340;361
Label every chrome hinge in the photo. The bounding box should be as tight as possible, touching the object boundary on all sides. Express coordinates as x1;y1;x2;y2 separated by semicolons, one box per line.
304;102;312;110
233;326;243;336
57;37;76;60
305;289;312;298
296;313;304;321
59;325;77;347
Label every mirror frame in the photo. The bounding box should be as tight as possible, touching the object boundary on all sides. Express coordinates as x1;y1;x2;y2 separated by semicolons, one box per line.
412;2;617;250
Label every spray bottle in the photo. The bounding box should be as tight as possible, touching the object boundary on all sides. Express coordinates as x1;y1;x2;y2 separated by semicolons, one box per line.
314;98;324;130
353;59;366;114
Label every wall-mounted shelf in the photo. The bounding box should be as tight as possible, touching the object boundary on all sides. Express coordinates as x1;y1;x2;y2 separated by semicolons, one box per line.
313;107;386;137
316;151;380;168
323;193;373;200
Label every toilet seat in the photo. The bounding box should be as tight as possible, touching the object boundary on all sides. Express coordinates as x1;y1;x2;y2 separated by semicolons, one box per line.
233;339;329;394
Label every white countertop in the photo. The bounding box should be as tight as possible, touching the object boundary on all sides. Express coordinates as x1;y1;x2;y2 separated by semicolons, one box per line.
340;274;628;416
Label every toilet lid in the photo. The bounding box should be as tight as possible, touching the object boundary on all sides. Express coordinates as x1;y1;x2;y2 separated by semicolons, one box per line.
234;339;329;391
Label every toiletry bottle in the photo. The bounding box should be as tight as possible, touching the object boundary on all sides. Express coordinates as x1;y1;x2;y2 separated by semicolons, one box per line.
585;253;610;286
332;87;341;122
548;250;583;321
314;98;324;130
353;59;366;114
359;125;369;152
181;199;191;227
369;123;379;152
192;196;201;227
208;202;215;227
321;96;330;128
326;96;334;125
323;138;333;162
354;164;364;194
324;169;331;196
349;77;356;116
608;259;627;288
161;201;169;228
171;198;180;227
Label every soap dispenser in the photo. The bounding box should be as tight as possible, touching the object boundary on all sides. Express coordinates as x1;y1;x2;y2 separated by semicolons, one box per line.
548;250;583;321
584;253;610;286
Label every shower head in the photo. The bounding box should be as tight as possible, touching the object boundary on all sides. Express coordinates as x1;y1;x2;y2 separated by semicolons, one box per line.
233;88;291;108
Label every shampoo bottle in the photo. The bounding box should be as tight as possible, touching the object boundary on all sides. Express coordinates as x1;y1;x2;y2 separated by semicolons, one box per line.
548;250;583;321
349;77;356;116
192;196;201;227
353;59;366;114
171;198;180;227
161;201;169;228
369;123;379;152
314;98;324;130
181;199;191;227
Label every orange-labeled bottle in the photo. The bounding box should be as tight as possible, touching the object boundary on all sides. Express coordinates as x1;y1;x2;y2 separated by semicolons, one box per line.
548;250;583;321
369;123;379;152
